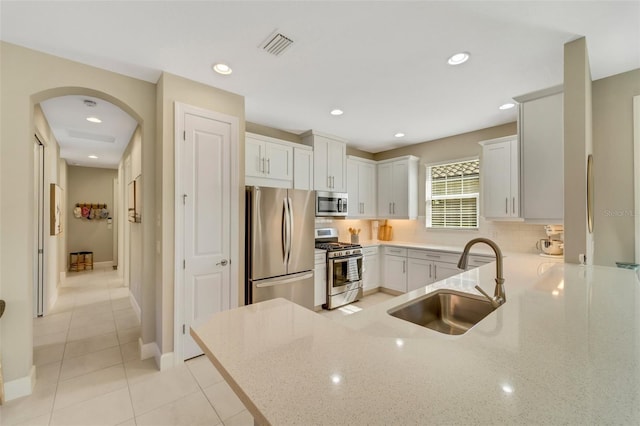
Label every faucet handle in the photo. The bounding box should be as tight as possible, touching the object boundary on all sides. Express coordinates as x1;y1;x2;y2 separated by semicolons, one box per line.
475;285;502;308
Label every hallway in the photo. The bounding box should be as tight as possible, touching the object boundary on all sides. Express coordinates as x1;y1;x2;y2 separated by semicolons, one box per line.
0;266;252;426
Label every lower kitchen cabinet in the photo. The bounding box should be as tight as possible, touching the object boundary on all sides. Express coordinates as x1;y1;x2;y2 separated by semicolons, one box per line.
407;258;432;292
362;246;380;292
382;247;408;293
314;251;327;308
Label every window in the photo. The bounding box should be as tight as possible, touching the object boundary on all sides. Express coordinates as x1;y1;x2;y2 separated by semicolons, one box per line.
426;159;479;228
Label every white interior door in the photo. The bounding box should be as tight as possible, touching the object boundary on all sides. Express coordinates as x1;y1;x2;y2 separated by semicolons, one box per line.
182;112;232;360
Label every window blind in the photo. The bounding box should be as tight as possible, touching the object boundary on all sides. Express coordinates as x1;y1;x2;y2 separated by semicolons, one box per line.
426;159;479;228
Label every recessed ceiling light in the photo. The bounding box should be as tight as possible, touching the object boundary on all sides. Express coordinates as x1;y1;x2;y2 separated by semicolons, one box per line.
499;103;515;110
88;155;98;159
86;117;102;123
213;63;232;75
330;109;344;116
394;132;405;138
447;52;470;65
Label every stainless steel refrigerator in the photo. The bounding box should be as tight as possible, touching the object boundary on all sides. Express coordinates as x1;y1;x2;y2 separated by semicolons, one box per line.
245;186;315;309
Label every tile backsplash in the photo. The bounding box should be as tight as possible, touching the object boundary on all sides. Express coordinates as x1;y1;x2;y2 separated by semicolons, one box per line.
315;217;550;254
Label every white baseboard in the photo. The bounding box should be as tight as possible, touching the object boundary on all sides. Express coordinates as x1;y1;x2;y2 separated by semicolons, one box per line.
4;365;36;401
129;292;141;323
138;339;175;372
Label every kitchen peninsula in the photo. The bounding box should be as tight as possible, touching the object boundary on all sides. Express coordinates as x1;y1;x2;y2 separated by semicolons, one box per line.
192;254;640;425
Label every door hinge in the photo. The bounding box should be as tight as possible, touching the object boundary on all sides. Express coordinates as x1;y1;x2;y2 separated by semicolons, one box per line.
183;259;186;269
183;130;186;141
38;249;44;254
183;194;187;205
182;324;186;334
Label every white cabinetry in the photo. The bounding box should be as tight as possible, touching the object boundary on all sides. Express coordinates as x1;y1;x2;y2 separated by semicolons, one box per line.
480;136;520;220
514;86;564;223
302;131;347;192
293;146;314;190
382;247;407;293
377;156;419;219
347;156;377;218
362;246;380;292
245;132;293;188
314;250;326;309
406;249;461;292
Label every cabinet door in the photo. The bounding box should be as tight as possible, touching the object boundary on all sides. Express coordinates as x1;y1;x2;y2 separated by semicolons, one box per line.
245;137;264;178
521;93;563;221
294;148;313;190
363;254;379;291
377;162;393;216
407;258;433;292
482;141;512;218
383;255;407;293
313;137;330;191
347;158;360;216
391;161;409;217
314;263;327;307
433;261;460;281
359;162;377;217
264;142;292;182
327;139;346;192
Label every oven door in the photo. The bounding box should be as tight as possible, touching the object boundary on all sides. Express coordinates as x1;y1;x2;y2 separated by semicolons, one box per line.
328;254;363;296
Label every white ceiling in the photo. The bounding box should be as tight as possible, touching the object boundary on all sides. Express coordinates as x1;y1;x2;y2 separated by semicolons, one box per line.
40;96;138;169
2;1;639;156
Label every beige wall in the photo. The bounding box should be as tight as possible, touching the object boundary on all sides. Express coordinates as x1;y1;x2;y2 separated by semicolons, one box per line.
563;37;594;265
246;121;300;143
592;69;640;266
66;166;117;262
156;72;245;355
0;42;155;394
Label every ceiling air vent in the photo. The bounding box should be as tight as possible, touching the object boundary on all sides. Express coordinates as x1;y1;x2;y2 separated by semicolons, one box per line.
260;31;294;56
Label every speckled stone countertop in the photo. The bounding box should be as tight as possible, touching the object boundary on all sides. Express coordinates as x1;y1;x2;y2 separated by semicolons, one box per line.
358;239;500;257
192;254;640;425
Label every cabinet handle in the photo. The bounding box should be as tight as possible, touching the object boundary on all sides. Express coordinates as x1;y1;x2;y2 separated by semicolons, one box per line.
267;158;271;174
512;197;515;214
261;157;265;173
429;264;432;278
434;264;437;279
505;198;508;214
403;260;406;274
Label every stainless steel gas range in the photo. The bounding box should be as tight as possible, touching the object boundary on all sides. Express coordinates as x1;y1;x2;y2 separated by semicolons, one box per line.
315;228;363;310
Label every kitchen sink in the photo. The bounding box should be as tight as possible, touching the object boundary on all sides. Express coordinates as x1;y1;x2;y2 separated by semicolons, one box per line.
388;289;497;335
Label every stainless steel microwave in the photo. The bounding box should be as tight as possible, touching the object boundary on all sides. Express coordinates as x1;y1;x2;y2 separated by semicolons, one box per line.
315;191;348;217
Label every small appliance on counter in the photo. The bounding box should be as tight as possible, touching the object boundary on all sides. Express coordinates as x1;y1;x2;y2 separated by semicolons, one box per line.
536;225;564;257
315;228;363;310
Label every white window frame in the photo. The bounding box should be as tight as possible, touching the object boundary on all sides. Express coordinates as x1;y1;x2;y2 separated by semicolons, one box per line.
425;157;480;230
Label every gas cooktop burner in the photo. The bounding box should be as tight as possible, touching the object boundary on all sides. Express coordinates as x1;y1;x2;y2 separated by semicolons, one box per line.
315;241;361;251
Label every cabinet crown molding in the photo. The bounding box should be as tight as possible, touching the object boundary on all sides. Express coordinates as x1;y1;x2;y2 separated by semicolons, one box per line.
300;129;349;144
513;85;563;103
376;155;419;164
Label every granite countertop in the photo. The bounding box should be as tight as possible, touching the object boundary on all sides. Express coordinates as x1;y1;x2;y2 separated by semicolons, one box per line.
192;254;640;425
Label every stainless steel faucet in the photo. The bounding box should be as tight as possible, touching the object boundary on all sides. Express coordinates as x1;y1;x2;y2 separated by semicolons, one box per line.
457;238;505;308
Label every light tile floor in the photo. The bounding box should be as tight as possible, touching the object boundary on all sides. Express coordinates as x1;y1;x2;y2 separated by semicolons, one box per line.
1;267;393;426
0;266;253;426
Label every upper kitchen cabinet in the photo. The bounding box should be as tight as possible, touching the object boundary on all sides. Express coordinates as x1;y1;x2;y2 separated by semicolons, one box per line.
377;156;419;219
347;156;377;218
514;86;564;223
479;136;520;220
302;130;347;192
293;145;313;190
245;132;293;188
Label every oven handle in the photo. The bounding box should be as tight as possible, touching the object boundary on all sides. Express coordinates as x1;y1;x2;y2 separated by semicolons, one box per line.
329;254;363;263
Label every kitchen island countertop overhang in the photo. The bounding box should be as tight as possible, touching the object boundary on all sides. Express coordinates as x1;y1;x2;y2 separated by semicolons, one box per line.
191;254;640;425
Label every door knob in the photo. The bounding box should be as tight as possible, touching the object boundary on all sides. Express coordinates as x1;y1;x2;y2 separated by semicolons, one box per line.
217;259;228;266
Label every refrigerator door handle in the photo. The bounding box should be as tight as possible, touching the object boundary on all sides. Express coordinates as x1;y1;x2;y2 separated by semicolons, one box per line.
282;198;288;265
287;197;294;266
254;271;314;288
